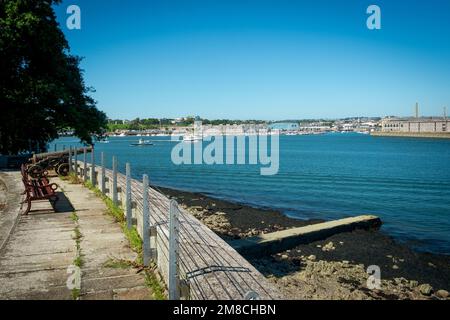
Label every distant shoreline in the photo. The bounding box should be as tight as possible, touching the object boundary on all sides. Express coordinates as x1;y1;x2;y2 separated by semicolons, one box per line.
371;132;450;139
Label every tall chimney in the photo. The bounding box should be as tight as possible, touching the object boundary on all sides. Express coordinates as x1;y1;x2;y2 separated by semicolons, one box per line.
415;102;419;118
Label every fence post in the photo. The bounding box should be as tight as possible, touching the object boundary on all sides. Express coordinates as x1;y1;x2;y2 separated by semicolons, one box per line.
101;152;106;194
126;163;132;229
142;175;150;267
91;146;96;186
112;156;118;206
169;200;180;300
68;146;73;174
83;148;87;182
74;148;78;177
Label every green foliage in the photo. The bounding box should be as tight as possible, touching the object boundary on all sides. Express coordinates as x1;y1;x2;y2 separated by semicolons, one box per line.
105;117;268;132
145;269;166;300
71;288;80;300
0;0;107;154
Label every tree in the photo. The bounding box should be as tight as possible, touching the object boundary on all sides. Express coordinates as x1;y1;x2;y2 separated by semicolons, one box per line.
0;0;107;155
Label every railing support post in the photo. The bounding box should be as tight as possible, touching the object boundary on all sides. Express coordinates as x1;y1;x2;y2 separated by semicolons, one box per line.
142;175;150;267
169;200;180;300
91;146;96;186
112;156;118;206
74;148;78;177
101;152;106;194
83;147;87;182
126;163;132;229
68;146;73;174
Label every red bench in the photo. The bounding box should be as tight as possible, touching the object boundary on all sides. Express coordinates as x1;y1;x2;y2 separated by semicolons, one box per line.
21;164;59;215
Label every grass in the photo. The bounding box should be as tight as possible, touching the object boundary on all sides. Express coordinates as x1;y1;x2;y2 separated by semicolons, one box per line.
73;254;84;268
103;258;134;269
79;178;166;299
70;209;83;300
70;212;79;222
71;288;81;300
145;266;166;300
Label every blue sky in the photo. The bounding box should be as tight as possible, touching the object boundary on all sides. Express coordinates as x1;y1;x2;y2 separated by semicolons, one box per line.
54;0;450;120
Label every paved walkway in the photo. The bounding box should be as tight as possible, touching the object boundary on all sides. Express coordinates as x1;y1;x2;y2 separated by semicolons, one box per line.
0;172;152;300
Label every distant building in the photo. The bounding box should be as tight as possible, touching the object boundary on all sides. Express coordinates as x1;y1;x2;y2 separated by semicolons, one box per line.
381;117;448;133
381;104;449;133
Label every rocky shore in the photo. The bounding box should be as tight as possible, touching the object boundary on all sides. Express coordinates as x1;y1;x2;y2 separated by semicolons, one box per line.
159;186;450;300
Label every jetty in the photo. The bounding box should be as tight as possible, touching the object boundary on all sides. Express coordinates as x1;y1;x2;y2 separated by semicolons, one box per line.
231;215;382;257
371;132;450;139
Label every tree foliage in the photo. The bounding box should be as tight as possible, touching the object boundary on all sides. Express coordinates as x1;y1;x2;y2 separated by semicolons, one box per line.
0;0;107;155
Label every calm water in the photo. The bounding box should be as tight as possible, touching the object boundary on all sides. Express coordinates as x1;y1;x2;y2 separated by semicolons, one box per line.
51;134;450;255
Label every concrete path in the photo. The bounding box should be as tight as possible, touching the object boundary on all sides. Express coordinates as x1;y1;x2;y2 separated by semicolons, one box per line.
0;172;152;300
0;171;23;253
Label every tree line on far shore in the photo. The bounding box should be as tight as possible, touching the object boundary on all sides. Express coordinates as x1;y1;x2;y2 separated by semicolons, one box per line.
106;118;268;132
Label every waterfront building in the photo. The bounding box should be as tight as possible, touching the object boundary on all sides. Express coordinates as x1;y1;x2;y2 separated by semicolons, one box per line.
381;117;448;133
381;104;449;133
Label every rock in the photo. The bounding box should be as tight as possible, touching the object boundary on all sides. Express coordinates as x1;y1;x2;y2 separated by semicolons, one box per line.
281;254;289;260
419;284;433;296
342;260;350;265
394;277;407;286
392;265;399;270
322;242;336;252
316;245;322;248
307;255;316;261
435;290;449;299
409;280;419;288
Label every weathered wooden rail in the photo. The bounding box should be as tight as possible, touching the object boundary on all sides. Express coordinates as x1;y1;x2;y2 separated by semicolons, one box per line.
71;148;282;300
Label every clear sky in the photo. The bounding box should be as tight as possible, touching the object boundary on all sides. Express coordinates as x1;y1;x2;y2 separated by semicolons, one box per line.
54;0;450;120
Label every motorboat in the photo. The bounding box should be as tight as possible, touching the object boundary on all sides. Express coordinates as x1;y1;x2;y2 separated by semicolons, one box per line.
183;133;202;142
130;139;153;146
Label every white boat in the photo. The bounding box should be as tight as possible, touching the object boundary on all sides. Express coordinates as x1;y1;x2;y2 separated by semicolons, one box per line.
183;132;202;142
130;139;153;146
